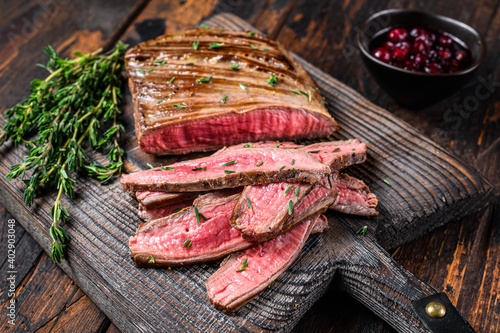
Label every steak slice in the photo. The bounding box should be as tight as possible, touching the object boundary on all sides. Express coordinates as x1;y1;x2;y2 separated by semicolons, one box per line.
125;29;338;155
231;140;366;241
329;173;379;216
138;200;194;221
121;148;330;193
206;215;326;313
130;191;254;267
136;141;299;208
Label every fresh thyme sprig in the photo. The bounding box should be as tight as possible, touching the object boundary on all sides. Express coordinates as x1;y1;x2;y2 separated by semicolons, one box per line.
0;42;128;263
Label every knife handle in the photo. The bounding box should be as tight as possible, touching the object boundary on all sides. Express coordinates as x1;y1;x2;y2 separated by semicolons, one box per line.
330;218;476;333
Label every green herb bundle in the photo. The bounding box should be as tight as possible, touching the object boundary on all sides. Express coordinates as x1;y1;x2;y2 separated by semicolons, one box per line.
0;42;128;263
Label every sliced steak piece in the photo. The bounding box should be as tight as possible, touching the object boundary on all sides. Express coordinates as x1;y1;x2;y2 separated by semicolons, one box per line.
125;29;338;155
206;215;325;313
121;148;330;193
136;191;198;209
329;173;379;216
136;141;299;208
282;185;337;233
130;191;255;267
231;140;366;241
138;200;194;221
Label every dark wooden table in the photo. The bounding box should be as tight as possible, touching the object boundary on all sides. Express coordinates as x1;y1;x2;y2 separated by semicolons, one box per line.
1;0;498;332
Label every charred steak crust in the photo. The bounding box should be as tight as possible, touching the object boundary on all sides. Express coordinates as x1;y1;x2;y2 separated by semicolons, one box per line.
125;29;338;155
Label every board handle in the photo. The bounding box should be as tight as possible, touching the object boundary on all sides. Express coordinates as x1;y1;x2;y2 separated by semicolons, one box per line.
330;218;476;333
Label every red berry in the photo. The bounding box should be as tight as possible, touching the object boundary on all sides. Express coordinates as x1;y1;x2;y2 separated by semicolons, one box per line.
438;48;452;61
414;33;433;47
412;40;429;55
455;51;468;62
409;27;427;38
413;53;427;67
371;47;392;63
438;34;454;48
388;28;409;43
425;62;443;74
381;40;395;50
392;42;410;61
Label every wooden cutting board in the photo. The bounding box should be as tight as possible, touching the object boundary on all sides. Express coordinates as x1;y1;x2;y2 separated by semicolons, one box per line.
0;13;493;333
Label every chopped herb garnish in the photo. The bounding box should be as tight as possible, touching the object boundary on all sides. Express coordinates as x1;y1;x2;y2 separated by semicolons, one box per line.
267;74;278;87
147;163;155;169
173;104;187;108
138;69;145;75
221;95;228;103
185;62;194;65
157;98;165;105
200;24;209;29
292;167;296;173
291;159;295;165
209;42;224;49
218;28;224;33
356;226;368;235
333;148;340;152
274;144;280;148
250;45;259;50
247;198;252;210
193;40;199;50
243;144;256;148
288;200;293;215
147;68;156;73
168;77;175;84
295;186;299;196
230;64;240;70
194;205;201;225
246;31;256;37
307;90;312;102
279;165;285;170
224;170;235;174
221;160;237;166
192;166;205;171
196;75;212;83
322;100;328;105
183;238;192;248
269;281;274;290
352;148;355;151
383;179;392;186
173;208;182;213
241;257;249;268
256;161;263;166
285;185;293;195
239;83;248;90
299;90;308;96
290;90;301;94
236;268;247;273
308;150;321;153
261;48;269;52
150;254;155;263
161;165;174;171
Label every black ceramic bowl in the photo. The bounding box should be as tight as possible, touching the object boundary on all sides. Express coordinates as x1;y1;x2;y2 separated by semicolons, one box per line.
357;9;486;108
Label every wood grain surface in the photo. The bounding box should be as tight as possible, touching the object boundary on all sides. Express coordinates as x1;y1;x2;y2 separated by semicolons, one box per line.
1;0;499;332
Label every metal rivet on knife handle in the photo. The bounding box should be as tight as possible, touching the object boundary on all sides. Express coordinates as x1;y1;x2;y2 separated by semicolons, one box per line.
425;301;446;318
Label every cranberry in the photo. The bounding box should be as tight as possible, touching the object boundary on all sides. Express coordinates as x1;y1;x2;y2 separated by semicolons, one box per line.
438;48;452;61
438;34;454;48
409;27;427;38
412;40;429;55
455;51;468;63
404;59;416;71
391;42;410;61
388;28;409;43
371;47;392;63
425;62;443;74
413;53;427;67
381;40;395;50
414;33;433;47
427;49;439;62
